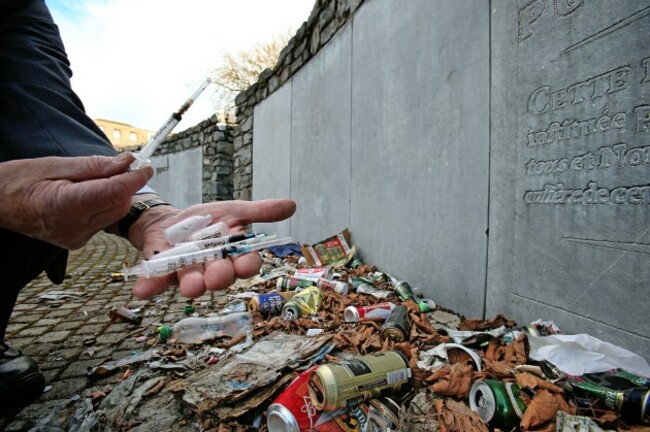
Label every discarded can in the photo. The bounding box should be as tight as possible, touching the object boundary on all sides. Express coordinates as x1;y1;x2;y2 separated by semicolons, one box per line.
267;366;370;432
249;292;295;316
316;278;350;295
344;302;396;322
393;281;416;302
417;298;436;313
109;272;125;282
282;286;323;320
294;267;333;281
380;305;412;342
469;379;526;430
569;369;650;425
267;366;322;432
307;351;411;412
355;283;391;299
108;306;142;324
276;277;315;291
366;397;401;432
347;257;363;269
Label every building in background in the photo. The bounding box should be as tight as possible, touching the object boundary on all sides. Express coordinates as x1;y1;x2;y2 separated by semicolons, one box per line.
94;118;153;150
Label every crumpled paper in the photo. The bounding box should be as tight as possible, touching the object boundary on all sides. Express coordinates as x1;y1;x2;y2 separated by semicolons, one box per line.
528;334;650;377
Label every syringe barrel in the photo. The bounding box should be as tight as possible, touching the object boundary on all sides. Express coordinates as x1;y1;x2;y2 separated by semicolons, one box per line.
125;236;292;278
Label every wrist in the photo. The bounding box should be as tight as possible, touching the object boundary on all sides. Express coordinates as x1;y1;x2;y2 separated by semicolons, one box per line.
118;197;173;242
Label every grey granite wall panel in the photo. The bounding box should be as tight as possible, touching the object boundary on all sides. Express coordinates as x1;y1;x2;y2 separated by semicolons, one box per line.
489;0;650;358
252;84;293;237
289;26;352;244
250;0;648;357
350;0;490;316
149;149;203;208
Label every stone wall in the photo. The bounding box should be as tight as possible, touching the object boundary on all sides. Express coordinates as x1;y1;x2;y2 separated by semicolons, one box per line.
232;0;367;200
136;115;234;205
250;0;650;360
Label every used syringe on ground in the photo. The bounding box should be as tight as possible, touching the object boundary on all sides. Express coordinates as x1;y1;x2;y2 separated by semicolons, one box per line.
130;77;212;170
123;236;292;279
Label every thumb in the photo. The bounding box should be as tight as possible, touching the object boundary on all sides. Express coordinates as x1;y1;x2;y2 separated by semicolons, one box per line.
45;153;147;182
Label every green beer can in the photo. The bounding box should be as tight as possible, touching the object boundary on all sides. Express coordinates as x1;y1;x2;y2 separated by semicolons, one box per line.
469;379;527;430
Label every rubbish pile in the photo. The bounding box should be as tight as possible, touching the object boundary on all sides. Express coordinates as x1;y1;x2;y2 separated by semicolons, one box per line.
50;227;650;431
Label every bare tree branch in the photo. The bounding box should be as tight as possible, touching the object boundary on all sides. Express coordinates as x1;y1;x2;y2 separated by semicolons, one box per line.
210;30;292;115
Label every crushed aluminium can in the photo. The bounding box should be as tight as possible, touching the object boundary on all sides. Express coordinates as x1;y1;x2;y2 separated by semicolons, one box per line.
344;302;396;322
267;366;370;432
276;276;315;291
108;306;142;324
392;281;416;302
568;369;650;425
282;286;323;320
316;278;350;295
380;305;412;342
267;366;322;432
366;397;401;432
469;379;527;430
307;351;411;412
294;267;333;281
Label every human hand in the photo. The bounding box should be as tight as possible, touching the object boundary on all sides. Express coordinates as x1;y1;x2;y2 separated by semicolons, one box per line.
0;153;153;249
127;198;296;299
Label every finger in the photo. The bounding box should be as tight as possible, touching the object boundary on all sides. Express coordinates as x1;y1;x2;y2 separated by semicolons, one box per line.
203;259;236;292
177;265;209;298
223;199;296;226
44;154;138;181
132;274;176;299
231;252;262;279
65;168;154;228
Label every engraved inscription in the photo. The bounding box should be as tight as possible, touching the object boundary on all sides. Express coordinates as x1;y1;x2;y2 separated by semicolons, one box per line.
527;65;631;115
518;0;585;43
525;142;650;176
522;57;649;205
523;182;650;205
518;0;546;43
527;109;626;147
635;105;650;133
554;0;585;17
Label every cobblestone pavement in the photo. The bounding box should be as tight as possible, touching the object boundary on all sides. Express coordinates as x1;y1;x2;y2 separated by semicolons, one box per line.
0;232;222;430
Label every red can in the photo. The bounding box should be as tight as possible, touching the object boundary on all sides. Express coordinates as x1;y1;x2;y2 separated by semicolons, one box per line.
294;267;333;281
267;366;364;432
316;278;349;295
344;302;396;322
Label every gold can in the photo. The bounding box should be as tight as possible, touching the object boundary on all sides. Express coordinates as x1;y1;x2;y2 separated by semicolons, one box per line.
307;351;411;412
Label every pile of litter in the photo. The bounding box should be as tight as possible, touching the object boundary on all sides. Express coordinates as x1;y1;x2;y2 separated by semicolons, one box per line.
42;229;650;431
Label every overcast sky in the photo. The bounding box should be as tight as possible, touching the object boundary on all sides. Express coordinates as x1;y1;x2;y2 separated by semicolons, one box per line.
45;0;314;132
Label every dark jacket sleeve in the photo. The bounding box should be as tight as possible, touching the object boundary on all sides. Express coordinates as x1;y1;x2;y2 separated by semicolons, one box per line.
0;0;117;162
0;0;119;285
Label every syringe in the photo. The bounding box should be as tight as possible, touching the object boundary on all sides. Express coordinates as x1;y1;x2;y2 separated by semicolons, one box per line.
123;236;292;279
131;77;212;170
153;232;272;259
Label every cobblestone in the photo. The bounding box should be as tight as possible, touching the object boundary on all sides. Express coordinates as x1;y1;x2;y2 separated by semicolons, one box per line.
0;232;223;429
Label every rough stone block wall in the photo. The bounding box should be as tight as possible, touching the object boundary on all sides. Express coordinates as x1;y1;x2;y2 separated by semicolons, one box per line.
130;115;235;203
